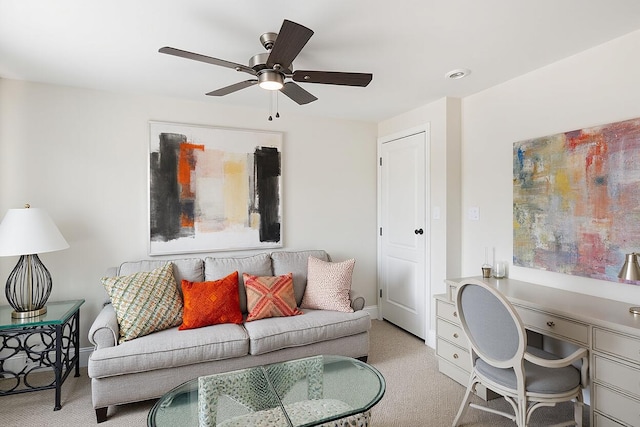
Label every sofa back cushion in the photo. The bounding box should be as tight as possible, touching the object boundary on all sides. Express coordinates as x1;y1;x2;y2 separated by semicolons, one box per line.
118;258;204;295
204;253;273;313
271;250;330;306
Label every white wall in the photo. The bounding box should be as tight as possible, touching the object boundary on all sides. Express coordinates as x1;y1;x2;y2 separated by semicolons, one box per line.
462;30;640;304
0;79;378;347
376;30;640;343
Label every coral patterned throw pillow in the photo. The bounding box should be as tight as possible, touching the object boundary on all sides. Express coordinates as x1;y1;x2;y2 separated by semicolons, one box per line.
244;273;303;321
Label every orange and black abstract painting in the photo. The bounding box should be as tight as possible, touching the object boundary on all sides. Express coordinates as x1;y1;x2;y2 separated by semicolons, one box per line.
149;122;282;255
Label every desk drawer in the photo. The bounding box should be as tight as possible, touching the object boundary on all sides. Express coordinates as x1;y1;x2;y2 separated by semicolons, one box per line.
436;299;460;325
594;412;625;427
437;337;470;372
593;383;640;427
437;318;467;347
594;355;640;399
515;305;589;346
594;328;640;364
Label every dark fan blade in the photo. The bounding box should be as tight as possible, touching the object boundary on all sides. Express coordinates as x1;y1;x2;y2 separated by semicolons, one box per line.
206;80;258;96
159;47;256;75
266;20;314;69
292;70;373;87
280;82;317;105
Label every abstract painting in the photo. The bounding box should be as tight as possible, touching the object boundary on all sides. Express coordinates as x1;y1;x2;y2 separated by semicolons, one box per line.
513;116;640;284
148;121;283;255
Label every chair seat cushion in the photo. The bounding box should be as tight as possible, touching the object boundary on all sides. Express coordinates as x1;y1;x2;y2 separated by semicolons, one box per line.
475;346;581;394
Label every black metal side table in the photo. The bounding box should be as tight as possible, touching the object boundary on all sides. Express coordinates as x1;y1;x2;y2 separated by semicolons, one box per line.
0;299;84;410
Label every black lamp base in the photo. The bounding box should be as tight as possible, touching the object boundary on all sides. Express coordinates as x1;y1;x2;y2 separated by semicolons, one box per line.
5;254;53;318
11;306;47;319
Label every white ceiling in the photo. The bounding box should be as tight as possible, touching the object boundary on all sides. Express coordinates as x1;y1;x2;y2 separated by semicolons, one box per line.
2;0;640;123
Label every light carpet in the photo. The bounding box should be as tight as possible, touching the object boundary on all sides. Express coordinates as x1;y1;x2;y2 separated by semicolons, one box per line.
1;319;589;426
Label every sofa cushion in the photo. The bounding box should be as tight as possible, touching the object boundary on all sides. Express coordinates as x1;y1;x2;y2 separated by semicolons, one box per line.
271;250;330;305
88;323;249;378
243;309;370;355
179;272;243;330
244;273;303;322
118;258;204;294
301;257;355;313
204;254;273;313
102;262;184;344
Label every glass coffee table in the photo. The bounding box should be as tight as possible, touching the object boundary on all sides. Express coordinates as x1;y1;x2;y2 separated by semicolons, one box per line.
148;355;385;427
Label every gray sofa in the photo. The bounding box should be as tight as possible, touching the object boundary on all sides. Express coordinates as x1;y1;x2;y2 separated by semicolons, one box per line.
87;250;370;423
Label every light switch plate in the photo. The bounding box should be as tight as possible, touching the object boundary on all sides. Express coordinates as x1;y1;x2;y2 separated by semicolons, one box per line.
469;207;480;221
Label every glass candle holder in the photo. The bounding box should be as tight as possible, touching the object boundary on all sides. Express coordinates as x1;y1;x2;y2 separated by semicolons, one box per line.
493;261;507;279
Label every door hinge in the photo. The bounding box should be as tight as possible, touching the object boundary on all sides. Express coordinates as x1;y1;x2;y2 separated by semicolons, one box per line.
379;227;382;236
379;289;382;298
379;157;382;166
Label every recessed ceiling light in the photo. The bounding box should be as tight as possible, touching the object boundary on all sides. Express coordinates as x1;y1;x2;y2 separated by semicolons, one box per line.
445;69;471;80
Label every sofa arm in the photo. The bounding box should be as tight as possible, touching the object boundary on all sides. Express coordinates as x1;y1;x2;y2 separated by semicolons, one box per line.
88;303;119;349
350;292;365;311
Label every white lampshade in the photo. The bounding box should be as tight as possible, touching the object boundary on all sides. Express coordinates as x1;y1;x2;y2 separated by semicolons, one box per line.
0;206;69;256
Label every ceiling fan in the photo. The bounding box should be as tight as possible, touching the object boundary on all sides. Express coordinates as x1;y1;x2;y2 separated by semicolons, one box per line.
159;19;373;106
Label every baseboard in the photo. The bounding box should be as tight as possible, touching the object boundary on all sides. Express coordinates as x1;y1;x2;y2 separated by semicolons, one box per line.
80;347;91;367
426;329;436;349
364;304;379;319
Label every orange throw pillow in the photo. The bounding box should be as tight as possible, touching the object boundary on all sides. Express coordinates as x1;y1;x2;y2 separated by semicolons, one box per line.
244;273;303;321
179;271;243;330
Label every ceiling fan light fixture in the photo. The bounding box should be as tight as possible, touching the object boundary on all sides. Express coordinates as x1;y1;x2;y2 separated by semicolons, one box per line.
258;71;284;90
446;68;471;80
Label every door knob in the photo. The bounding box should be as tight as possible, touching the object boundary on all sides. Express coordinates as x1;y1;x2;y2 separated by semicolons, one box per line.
414;228;424;235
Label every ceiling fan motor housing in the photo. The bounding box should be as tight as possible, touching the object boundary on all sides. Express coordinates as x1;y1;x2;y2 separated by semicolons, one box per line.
250;52;292;73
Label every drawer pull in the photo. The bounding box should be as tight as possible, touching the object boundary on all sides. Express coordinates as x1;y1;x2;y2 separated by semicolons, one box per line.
453;353;459;359
453;311;458;317
546;321;555;327
453;333;459;339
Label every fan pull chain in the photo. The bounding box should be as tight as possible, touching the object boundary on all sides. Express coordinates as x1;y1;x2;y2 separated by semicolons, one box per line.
267;91;281;121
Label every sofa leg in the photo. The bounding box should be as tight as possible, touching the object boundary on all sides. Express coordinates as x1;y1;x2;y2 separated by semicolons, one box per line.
96;407;108;423
357;356;368;363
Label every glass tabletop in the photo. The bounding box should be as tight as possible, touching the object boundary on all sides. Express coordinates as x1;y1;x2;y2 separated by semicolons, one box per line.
148;355;385;427
0;300;85;330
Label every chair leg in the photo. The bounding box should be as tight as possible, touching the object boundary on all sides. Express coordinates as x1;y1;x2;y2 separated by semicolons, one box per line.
452;376;476;427
517;400;526;427
574;393;583;427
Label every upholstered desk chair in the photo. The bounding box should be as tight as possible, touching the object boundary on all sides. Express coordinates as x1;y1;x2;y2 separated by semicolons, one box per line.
452;279;588;427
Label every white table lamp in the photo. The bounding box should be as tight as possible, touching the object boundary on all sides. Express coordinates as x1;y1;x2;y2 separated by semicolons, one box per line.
0;204;69;318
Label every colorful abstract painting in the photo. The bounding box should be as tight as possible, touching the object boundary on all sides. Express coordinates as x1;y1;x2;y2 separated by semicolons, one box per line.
513;117;640;284
148;122;283;255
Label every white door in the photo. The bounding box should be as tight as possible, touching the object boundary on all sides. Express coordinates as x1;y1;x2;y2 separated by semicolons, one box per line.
379;131;427;339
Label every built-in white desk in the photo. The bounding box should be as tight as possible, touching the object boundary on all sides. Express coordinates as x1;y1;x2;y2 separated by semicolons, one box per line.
435;276;640;427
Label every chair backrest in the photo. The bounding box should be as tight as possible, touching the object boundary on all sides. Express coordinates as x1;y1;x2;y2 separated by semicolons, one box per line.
456;279;526;369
